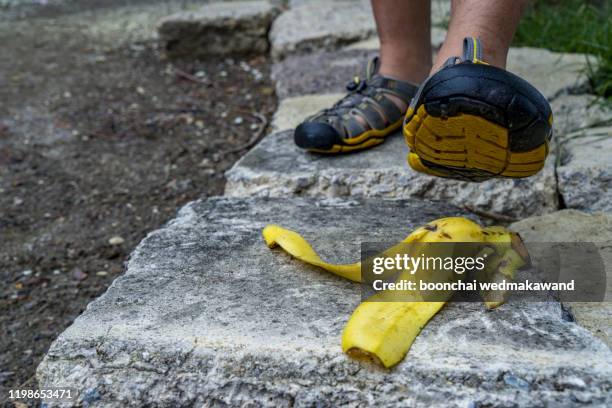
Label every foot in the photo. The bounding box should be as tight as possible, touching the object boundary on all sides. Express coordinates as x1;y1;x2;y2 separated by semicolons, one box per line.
294;58;419;154
403;37;553;181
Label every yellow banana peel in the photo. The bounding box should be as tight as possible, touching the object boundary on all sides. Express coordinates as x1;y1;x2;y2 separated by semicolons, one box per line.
262;217;528;368
262;224;362;282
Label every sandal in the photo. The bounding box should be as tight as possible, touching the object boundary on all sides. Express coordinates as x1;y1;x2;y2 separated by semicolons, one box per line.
403;37;553;182
294;57;419;154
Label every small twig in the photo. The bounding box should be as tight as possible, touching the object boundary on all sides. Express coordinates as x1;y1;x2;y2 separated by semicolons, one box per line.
173;67;209;85
219;112;269;155
463;205;517;223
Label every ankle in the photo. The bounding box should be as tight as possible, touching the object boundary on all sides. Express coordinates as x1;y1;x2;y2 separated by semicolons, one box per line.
379;56;431;85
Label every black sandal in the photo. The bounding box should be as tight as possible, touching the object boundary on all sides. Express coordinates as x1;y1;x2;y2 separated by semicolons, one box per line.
294;57;419;154
403;37;553;181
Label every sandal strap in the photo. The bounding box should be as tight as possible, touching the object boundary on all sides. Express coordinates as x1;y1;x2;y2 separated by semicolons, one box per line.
354;99;387;130
462;37;484;63
373;92;402;120
345;115;368;138
306;57;418;139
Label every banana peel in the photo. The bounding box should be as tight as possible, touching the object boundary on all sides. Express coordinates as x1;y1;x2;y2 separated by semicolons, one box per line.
262;217;529;368
478;230;531;309
263;224;361;282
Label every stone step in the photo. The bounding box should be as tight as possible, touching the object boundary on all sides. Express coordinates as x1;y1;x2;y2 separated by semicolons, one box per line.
225;81;584;218
270;0;450;59
226;89;612;217
225;131;557;219
37;197;611;406
344;26;449;51
157;1;280;58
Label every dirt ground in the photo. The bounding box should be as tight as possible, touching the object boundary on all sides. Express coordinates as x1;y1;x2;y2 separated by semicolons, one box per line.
0;5;276;406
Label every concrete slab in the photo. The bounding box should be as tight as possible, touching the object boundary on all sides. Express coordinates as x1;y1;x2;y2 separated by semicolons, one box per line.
38;197;611;406
225;131;558;218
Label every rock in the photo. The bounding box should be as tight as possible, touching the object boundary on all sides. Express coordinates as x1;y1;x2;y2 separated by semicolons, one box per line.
506;48;590;99
510;210;612;347
276;0;450;59
272;48;376;99
557;126;612;212
550;94;611;136
157;1;279;58
431;0;451;26
269;0;376;59
38;197;611;406
345;27;448;51
71;267;88;281
225;128;557;218
271;93;344;131
108;236;125;246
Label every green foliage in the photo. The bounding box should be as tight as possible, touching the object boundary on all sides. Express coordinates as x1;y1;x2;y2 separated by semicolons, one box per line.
513;0;612;100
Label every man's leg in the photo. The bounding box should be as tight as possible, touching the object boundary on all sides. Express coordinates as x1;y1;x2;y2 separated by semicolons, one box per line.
433;0;528;71
372;0;432;84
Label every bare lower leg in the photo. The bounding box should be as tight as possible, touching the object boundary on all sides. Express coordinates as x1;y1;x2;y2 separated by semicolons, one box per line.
371;0;432;84
433;0;527;72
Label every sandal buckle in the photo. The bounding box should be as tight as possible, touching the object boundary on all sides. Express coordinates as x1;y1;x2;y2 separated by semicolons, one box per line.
346;76;367;92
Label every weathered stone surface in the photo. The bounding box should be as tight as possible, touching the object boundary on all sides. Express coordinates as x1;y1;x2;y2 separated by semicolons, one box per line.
269;0;376;59
38;197;611;406
510;210;612;347
287;0;451;17
270;0;450;59
272;93;343;131
158;1;279;58
343;27;448;51
551;94;612;136
272;48;376;99
506;48;591;99
272;47;591;100
553;97;612;214
287;0;450;21
557;125;612;213
225;130;557;218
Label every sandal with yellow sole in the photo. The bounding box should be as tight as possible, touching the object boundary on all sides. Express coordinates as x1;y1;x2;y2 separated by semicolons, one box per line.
294;57;419;154
403;37;553;182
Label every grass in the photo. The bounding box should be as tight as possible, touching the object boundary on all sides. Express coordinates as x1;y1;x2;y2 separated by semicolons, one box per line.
513;0;612;100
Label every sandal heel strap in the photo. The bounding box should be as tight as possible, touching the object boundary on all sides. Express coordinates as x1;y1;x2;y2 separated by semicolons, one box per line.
462;37;486;64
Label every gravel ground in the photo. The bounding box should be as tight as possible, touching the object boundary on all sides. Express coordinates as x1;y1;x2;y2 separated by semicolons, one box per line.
0;4;277;406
